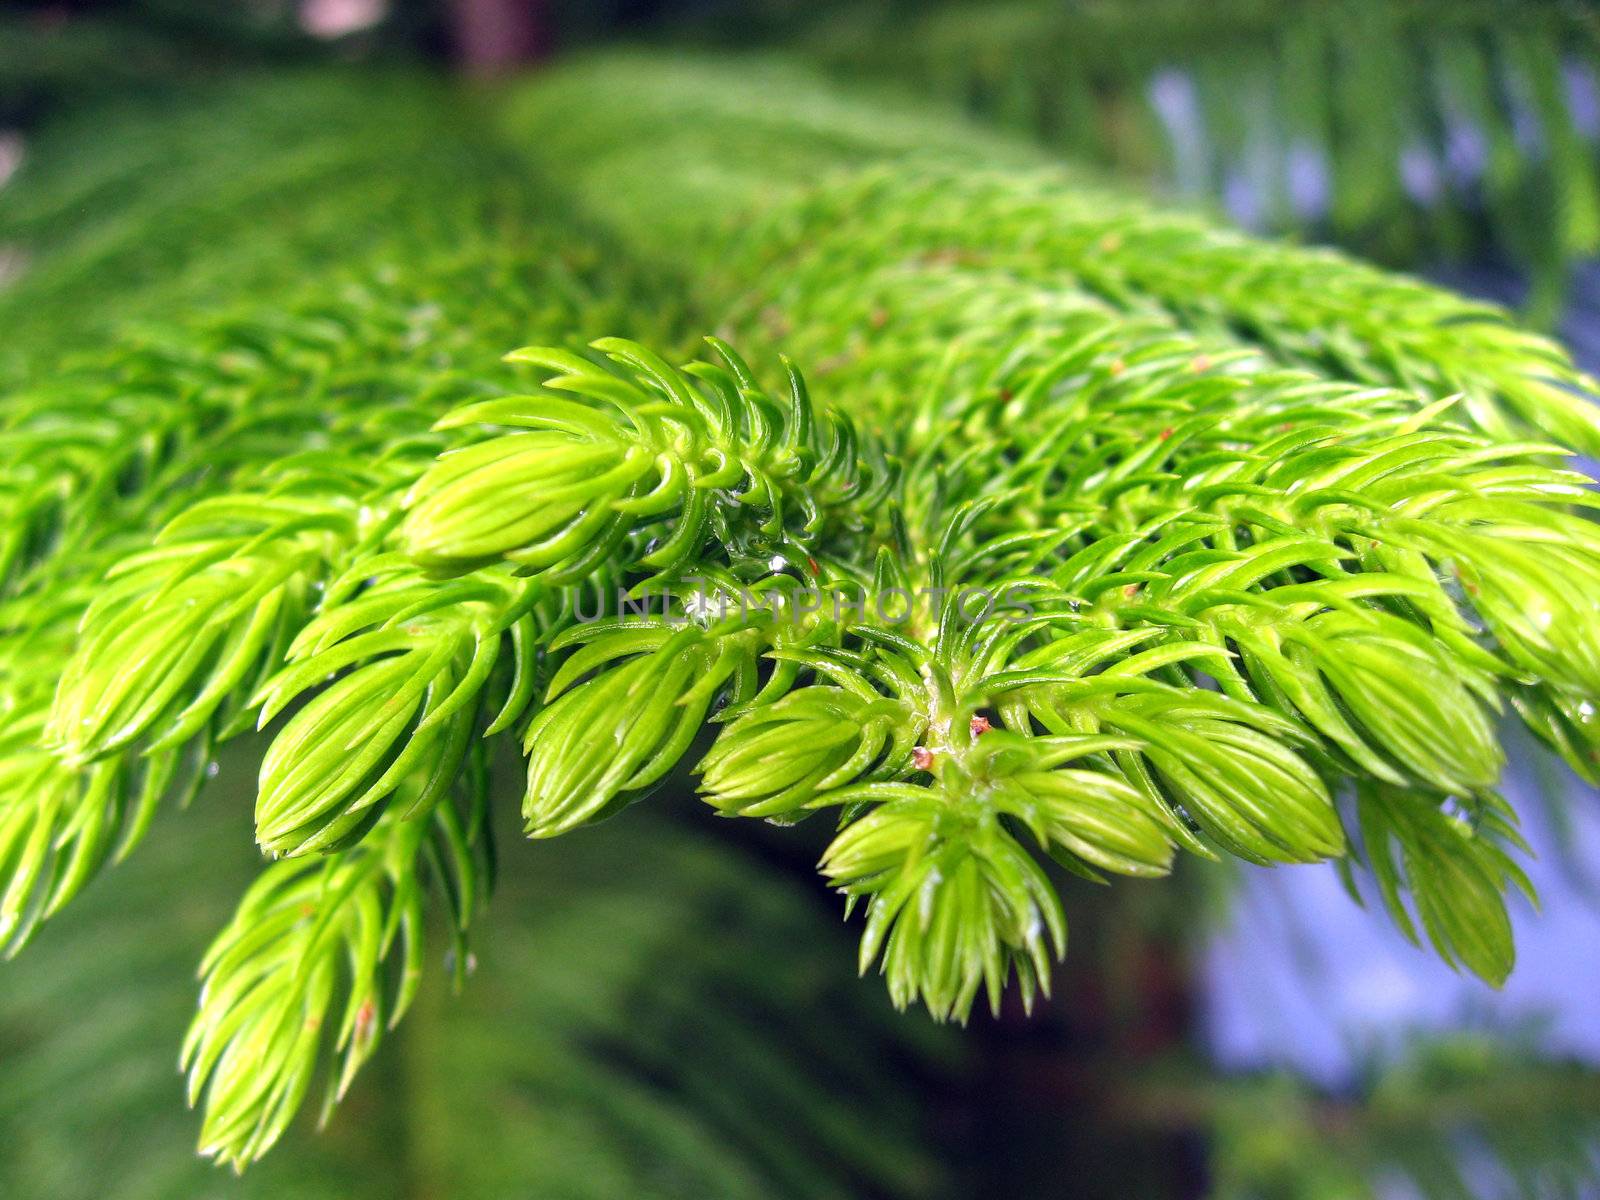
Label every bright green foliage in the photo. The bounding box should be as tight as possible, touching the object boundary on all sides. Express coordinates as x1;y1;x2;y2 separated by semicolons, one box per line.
507;54;1600;452
8;47;1600;1175
251;563;538;857
3;70;670;949
700;685;919;818
522;617;770;838
802;0;1600;321
0;73;678;1159
49;494;334;763
480;50;1600;1015
823;783;1070;1020
1354;783;1534;986
184;774;488;1168
403;338;895;578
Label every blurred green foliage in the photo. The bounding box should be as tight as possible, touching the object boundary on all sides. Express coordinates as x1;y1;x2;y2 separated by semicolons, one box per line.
794;0;1600;323
0;2;348;126
0;744;957;1199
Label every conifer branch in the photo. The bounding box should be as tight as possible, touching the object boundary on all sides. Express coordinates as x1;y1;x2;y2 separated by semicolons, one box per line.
800;0;1600;323
8;56;1600;1168
0;98;676;947
401;337;896;579
183;768;490;1169
1345;784;1531;988
252;558;541;856
506;54;1600;452
478;42;1600;1003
